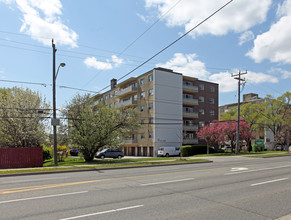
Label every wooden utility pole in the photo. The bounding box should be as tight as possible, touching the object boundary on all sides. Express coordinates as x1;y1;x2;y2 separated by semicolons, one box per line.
232;70;247;154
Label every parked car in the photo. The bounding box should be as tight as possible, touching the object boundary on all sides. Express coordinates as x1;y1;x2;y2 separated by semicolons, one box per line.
70;149;80;156
158;146;180;157
95;148;124;159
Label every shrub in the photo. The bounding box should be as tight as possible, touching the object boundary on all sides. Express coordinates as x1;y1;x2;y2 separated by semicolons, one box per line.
180;145;214;156
57;145;68;162
42;145;52;161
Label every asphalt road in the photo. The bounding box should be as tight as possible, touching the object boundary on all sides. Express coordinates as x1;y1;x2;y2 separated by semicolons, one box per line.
0;156;291;220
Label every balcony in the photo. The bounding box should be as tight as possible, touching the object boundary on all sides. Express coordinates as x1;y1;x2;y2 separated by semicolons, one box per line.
115;86;137;97
116;98;138;108
183;98;198;106
183;138;199;145
183;112;198;118
183;124;198;131
183;85;198;93
123;138;138;145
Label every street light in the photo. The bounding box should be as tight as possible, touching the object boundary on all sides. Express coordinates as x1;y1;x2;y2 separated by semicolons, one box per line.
52;39;66;166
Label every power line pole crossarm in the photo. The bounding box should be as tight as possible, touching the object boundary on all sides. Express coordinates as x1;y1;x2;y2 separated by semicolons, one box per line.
232;70;247;154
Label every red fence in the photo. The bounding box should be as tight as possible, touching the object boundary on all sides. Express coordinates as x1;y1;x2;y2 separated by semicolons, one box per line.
0;147;43;169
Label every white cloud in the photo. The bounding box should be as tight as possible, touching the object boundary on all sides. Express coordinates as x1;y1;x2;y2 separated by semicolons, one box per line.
246;70;279;84
247;0;291;64
145;0;271;37
208;71;236;93
156;53;210;80
2;0;78;47
136;13;152;23
84;55;124;70
239;31;254;46
157;53;279;93
270;67;291;79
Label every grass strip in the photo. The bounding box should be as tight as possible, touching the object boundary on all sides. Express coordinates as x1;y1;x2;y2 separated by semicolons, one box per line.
0;158;209;175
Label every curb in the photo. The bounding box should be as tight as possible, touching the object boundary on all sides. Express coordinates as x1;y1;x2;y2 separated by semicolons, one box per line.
0;160;212;177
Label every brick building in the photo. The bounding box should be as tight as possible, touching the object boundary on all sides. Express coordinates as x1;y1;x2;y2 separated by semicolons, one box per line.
92;67;218;156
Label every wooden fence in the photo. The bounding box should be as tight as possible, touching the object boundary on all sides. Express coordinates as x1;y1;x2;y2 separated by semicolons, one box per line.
0;147;43;169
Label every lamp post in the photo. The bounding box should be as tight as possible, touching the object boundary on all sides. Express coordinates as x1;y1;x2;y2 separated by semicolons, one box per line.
52;39;66;166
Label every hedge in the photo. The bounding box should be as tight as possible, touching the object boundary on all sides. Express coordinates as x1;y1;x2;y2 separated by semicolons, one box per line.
180;145;216;157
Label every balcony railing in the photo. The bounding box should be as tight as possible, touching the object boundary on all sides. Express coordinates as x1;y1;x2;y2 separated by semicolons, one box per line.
183;85;198;93
183;138;199;145
183;112;198;118
183;98;198;106
116;99;138;108
123;138;138;144
183;124;198;131
115;86;137;97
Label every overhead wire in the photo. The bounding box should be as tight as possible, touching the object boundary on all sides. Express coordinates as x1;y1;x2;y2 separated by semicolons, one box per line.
95;0;234;94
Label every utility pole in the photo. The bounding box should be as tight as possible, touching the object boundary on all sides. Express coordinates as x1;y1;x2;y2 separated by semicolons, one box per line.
232;70;247;154
52;39;58;166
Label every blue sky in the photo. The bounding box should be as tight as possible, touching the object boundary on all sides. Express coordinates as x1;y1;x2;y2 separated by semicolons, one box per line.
0;0;290;109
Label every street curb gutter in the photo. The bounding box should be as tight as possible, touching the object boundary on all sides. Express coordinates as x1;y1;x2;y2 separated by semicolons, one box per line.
0;160;212;177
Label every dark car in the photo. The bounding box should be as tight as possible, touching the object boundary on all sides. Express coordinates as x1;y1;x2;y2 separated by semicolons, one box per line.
95;148;124;159
70;149;80;156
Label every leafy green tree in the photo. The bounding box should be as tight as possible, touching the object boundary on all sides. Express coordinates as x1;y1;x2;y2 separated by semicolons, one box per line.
258;92;291;148
65;94;139;162
0;87;50;148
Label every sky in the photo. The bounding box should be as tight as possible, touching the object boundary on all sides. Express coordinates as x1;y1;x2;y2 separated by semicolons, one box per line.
0;0;290;109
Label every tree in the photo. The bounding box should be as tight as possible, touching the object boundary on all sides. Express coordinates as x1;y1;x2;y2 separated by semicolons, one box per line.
197;121;223;154
197;120;253;153
219;120;253;152
65;94;139;162
257;92;291;149
0;87;50;148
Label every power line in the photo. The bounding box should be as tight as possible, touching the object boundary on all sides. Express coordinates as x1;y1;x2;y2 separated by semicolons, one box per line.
96;0;234;94
0;79;47;87
0;79;99;93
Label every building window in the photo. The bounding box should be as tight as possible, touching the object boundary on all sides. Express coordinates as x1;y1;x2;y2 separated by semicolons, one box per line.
199;109;205;115
149;132;153;138
149;89;154;96
199;84;204;90
141;133;145;139
141;119;145;124
141;105;145;112
109;104;112;108
148;74;153;82
199;121;205;127
183;107;194;113
183;81;194;86
149;103;153;110
140;78;145;85
105;95;108;100
183;94;193;99
149;118;153;124
199;96;204;102
140;91;145;98
210;86;215;92
210;110;215;116
210;98;215;104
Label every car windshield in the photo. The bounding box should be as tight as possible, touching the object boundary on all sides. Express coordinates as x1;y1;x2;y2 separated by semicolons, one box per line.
100;149;108;153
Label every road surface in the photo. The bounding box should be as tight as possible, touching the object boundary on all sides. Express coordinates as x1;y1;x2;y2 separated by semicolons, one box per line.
0;156;290;219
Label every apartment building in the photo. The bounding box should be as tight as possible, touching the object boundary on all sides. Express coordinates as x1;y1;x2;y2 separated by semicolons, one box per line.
93;68;218;157
219;93;263;119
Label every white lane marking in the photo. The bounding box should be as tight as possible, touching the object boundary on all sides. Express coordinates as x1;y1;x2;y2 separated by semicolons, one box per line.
1;177;68;184
141;178;194;186
231;167;248;172
251;178;288;186
224;164;291;175
0;191;88;204
59;205;144;220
